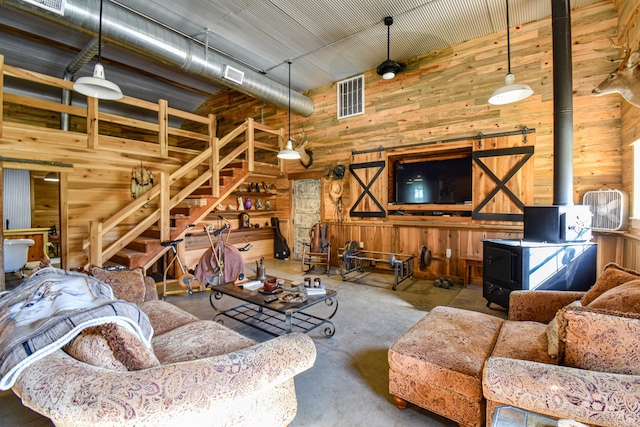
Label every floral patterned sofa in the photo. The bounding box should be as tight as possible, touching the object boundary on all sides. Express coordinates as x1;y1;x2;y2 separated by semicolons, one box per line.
389;263;640;427
11;267;317;427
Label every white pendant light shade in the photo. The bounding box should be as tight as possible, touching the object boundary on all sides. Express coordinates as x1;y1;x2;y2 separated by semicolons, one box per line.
277;139;301;159
278;61;301;160
74;63;123;100
488;73;533;105
72;0;123;100
488;0;533;105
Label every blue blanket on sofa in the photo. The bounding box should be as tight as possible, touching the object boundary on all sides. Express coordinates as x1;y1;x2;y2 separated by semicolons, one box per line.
0;267;153;390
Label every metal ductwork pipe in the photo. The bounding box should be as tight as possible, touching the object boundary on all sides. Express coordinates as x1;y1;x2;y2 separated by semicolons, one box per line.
61;38;100;130
551;0;573;205
1;0;315;117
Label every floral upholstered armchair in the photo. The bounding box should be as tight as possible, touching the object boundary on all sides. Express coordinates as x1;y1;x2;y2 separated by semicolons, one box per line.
483;263;640;427
9;267;317;427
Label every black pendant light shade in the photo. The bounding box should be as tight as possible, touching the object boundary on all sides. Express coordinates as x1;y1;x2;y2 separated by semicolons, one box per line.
377;16;403;80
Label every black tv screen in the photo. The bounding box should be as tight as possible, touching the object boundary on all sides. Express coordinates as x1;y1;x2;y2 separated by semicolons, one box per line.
394;157;472;205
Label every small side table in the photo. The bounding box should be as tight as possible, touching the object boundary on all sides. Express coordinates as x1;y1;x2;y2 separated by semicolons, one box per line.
461;255;483;288
491;406;557;427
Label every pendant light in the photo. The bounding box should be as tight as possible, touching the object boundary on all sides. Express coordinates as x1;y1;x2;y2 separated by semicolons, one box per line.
376;16;403;80
488;0;533;105
278;61;301;160
73;0;123;100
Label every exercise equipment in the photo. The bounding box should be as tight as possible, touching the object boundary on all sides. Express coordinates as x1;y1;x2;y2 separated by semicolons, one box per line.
161;224;203;299
338;240;414;290
418;245;446;270
434;277;455;289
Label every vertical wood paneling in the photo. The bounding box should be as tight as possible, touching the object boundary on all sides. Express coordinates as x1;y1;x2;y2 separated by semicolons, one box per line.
1;0;638;272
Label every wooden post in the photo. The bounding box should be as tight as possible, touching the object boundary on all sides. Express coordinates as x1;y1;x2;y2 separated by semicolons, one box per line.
0;162;3;291
209;114;219;198
0;54;4;139
211;138;220;198
59;171;69;270
159;172;170;243
87;97;99;149
159;99;168;158
247;117;255;172
89;221;103;267
278;127;285;174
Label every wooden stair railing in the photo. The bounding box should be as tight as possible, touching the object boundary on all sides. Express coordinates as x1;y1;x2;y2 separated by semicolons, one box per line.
0;57;285;272
87;118;284;271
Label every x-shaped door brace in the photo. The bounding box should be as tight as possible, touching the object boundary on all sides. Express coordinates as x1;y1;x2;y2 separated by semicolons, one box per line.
472;146;534;222
349;160;386;218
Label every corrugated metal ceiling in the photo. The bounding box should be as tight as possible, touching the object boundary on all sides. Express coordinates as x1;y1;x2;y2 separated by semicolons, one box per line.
0;0;606;114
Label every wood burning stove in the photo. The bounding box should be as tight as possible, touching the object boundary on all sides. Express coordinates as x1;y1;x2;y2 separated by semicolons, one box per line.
483;238;596;309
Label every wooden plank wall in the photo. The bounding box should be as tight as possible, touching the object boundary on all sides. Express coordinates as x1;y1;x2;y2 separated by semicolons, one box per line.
2;0;637;277
195;1;636;279
614;0;640;230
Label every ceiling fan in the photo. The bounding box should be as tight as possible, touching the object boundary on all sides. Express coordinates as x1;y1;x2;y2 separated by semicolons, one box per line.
377;16;404;79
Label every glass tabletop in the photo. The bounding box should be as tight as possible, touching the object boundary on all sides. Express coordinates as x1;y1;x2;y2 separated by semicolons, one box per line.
491;406;557;427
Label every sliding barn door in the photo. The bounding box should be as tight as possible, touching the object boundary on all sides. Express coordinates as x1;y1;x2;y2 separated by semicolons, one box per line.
472;132;535;221
349;152;388;218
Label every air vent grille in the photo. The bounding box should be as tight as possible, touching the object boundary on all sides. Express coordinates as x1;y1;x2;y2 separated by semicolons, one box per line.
23;0;65;15
223;65;244;84
337;74;364;119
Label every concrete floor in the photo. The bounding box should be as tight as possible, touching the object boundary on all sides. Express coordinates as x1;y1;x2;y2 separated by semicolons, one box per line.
0;258;506;427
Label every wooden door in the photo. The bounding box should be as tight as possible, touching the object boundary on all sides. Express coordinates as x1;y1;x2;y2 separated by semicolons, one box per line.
293;179;321;260
472;132;535;221
349;152;388;218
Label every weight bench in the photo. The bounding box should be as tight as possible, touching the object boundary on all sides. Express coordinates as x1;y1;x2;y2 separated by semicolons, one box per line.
339;241;414;290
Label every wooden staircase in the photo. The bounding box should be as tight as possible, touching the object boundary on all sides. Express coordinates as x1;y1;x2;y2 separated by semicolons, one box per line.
86;118;285;271
109;164;250;270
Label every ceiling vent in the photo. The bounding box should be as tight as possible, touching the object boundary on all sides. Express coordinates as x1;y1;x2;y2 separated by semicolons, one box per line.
337;74;364;119
22;0;65;15
583;189;629;231
223;65;244;85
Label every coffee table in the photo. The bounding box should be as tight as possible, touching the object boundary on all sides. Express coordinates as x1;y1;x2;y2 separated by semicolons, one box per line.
491;406;557;427
208;280;338;337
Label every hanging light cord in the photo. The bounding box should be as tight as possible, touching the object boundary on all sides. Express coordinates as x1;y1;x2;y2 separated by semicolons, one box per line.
288;60;292;139
387;22;391;61
506;0;511;74
98;0;104;64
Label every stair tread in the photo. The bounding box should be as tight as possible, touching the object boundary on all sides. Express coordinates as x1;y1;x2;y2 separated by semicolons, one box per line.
117;248;147;257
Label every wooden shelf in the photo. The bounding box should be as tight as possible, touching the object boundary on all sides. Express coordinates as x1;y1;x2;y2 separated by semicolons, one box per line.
233;191;276;197
212;210;275;217
387;203;472;211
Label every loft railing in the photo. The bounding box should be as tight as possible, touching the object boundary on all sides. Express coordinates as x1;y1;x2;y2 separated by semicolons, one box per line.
0;54;284;268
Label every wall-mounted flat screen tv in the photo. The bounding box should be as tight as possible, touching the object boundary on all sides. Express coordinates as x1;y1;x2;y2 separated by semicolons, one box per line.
393;156;472;205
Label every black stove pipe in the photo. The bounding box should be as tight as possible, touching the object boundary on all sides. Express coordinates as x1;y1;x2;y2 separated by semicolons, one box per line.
551;0;574;206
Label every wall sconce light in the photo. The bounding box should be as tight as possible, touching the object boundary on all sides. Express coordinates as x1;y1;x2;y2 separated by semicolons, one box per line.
44;172;59;182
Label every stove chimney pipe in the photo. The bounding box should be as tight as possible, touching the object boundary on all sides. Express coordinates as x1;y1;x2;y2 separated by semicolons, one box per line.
552;0;574;205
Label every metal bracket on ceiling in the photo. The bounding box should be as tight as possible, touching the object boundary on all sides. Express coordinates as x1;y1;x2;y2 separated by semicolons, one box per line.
378;146;383;159
522;126;529;144
476;132;483;149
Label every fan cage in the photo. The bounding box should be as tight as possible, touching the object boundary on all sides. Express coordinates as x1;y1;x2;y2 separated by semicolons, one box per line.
582;189;629;231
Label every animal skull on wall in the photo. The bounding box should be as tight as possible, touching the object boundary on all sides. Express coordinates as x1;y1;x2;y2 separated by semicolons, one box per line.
592;43;640;108
292;131;313;168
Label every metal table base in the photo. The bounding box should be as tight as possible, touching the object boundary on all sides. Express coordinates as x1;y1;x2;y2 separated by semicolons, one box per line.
209;289;338;338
